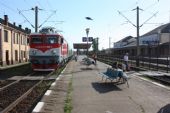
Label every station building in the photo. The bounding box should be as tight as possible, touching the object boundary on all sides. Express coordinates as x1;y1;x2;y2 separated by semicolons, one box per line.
0;15;31;66
113;23;170;57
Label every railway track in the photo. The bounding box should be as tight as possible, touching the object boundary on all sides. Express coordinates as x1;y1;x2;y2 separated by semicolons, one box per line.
0;71;54;113
8;80;54;113
0;80;15;89
0;80;40;112
0;72;48;92
0;56;69;113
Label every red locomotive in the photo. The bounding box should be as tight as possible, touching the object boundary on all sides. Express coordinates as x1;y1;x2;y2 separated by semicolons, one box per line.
29;27;70;71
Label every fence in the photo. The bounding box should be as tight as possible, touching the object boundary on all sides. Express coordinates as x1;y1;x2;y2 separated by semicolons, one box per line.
97;54;170;73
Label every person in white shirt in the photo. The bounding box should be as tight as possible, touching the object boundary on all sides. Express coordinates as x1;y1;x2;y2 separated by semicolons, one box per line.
123;53;129;71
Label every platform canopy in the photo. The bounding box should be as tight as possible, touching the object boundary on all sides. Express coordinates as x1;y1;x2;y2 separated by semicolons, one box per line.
73;43;91;49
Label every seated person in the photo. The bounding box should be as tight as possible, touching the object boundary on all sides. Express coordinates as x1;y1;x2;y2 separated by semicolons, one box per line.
115;63;129;82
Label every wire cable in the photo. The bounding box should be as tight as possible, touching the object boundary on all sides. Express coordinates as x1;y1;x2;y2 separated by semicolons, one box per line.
17;8;35;28
39;10;57;28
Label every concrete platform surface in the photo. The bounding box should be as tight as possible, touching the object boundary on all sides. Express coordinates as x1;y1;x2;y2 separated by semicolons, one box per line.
33;55;170;113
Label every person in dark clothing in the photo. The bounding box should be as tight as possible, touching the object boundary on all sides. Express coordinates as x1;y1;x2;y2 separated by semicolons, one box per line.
92;53;97;64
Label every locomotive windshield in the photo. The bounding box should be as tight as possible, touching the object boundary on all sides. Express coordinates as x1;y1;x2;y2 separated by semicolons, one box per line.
46;36;58;44
31;37;43;44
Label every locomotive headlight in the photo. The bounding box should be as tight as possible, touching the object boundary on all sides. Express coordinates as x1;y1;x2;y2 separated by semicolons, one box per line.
32;50;36;55
51;50;57;54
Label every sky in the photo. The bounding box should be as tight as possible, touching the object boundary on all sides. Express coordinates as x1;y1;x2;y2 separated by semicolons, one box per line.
0;0;169;50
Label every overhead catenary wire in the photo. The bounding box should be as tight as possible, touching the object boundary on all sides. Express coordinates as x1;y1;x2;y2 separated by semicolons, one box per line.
118;7;158;28
39;10;57;28
47;20;65;26
115;0;160;25
17;9;35;28
118;10;136;27
140;12;158;27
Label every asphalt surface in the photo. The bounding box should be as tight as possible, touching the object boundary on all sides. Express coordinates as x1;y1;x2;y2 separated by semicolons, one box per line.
33;55;170;113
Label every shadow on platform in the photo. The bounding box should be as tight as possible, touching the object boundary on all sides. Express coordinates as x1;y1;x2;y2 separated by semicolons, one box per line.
62;69;93;75
80;67;93;70
92;82;122;93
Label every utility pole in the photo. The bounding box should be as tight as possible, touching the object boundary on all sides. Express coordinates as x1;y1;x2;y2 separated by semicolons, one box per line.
35;6;38;32
136;6;140;66
118;6;158;67
19;6;56;33
31;6;40;32
86;28;90;55
131;6;143;66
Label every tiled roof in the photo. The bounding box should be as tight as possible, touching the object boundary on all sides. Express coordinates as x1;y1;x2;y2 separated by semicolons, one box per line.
0;18;31;34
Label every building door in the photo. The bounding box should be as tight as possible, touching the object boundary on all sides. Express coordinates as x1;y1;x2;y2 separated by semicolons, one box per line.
15;50;18;61
6;50;9;65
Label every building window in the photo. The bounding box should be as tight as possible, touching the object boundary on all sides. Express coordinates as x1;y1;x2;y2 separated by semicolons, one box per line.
27;37;29;45
4;30;8;42
15;50;18;61
24;51;26;58
13;33;15;44
24;36;27;45
21;50;24;60
17;34;19;44
22;37;24;45
21;36;23;45
23;37;26;45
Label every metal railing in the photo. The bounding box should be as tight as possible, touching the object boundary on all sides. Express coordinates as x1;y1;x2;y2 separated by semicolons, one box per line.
97;54;170;73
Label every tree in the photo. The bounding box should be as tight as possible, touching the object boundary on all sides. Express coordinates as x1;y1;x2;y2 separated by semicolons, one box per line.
92;38;99;53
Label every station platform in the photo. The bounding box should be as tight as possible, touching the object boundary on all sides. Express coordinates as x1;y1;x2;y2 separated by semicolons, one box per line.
32;55;170;113
0;62;29;70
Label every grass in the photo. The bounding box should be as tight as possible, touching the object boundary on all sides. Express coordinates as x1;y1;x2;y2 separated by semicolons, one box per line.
64;74;73;113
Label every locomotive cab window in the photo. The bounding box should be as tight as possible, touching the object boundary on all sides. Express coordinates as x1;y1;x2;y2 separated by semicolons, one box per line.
46;36;58;44
31;37;43;44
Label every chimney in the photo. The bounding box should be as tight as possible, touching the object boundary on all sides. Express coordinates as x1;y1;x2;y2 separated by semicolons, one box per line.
13;22;16;26
4;15;8;25
25;27;28;31
19;25;22;29
28;29;31;33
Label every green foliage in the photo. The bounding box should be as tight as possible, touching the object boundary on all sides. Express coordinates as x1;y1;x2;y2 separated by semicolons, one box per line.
92;38;99;52
64;75;73;113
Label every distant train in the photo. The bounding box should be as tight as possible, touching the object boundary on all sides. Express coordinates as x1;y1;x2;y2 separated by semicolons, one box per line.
29;27;71;71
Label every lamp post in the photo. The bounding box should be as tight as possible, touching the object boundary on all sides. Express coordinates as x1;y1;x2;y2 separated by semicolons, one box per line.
85;17;93;55
86;28;90;55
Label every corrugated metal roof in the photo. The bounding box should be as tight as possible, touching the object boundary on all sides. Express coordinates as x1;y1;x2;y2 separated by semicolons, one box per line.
142;23;170;36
